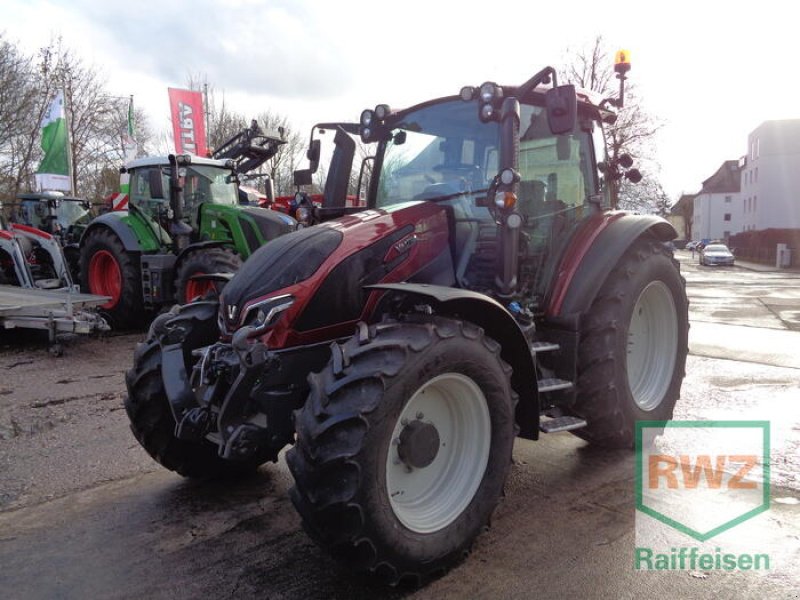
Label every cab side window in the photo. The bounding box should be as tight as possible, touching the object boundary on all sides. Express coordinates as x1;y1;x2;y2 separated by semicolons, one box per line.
130;168;168;217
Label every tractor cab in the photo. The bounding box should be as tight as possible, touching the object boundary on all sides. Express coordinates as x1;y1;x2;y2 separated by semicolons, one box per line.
124;155;240;244
14;191;92;236
305;68;615;309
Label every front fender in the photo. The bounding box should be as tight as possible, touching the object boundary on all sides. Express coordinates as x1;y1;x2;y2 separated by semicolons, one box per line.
547;212;676;319
366;282;540;439
175;240;229;265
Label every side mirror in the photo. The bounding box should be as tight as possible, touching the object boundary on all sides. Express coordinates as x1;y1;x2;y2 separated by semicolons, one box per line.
148;169;165;200
323;126;356;208
356;156;374;205
264;176;275;204
294;169;313;187
545;85;577;135
307;139;321;173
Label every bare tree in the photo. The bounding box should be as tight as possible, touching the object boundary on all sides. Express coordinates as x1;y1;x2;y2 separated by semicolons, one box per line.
255;110;305;196
0;34;55;200
186;76;305;197
559;36;664;212
0;35;152;201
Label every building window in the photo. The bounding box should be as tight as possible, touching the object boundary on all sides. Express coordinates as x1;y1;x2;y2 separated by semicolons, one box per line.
724;231;730;239
755;167;758;182
754;196;757;211
725;195;731;203
724;213;731;222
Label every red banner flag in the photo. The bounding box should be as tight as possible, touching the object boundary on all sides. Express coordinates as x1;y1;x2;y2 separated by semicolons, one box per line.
167;87;207;156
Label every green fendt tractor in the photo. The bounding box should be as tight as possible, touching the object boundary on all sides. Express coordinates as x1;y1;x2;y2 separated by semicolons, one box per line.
80;153;297;328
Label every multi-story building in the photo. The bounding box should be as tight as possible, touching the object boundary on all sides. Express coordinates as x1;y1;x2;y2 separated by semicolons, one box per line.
692;160;742;242
740;120;800;232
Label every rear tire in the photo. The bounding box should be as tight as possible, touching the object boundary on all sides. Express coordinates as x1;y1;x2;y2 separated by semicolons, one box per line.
124;301;264;478
174;247;242;304
80;228;143;329
287;317;516;585
572;239;689;448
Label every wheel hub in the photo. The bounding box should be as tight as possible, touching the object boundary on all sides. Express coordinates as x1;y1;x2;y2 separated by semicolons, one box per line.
397;420;440;469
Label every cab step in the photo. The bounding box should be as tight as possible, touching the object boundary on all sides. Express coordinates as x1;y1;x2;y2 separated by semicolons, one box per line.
539;415;588;434
537;377;574;393
531;341;560;353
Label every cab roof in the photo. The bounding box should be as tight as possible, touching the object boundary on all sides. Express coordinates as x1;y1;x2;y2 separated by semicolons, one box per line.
124;155;233;170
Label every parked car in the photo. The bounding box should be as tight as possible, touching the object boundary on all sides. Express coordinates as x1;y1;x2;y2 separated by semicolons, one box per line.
686;240;700;251
699;243;735;266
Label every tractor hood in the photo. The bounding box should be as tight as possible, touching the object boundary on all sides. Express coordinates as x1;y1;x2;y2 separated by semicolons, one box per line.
220;225;344;322
219;201;454;343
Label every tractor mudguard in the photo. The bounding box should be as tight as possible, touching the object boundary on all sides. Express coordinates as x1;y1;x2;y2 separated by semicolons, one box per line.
175;240;228;266
547;213;677;319
366;282;540;439
80;212;143;253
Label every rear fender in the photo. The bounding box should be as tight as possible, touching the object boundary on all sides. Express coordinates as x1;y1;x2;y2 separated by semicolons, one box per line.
547;213;677;318
174;240;229;272
80;212;145;253
367;282;540;439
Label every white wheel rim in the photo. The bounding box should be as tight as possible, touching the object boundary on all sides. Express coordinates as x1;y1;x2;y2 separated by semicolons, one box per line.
627;280;678;411
385;373;491;534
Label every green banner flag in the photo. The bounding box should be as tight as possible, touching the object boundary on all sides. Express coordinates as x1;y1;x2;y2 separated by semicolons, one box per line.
120;96;137;195
36;90;71;192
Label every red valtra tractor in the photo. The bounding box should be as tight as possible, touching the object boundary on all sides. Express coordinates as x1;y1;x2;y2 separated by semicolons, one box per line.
125;54;688;584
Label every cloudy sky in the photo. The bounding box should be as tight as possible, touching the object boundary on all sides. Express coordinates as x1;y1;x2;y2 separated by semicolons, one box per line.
4;0;797;200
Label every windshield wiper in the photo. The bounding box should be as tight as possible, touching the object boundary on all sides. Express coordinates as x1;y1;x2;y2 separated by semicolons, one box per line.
423;187;489;203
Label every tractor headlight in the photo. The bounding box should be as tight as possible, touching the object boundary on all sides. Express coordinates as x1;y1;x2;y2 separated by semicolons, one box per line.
374;104;391;120
360;109;375;127
242;294;295;334
479;82;501;103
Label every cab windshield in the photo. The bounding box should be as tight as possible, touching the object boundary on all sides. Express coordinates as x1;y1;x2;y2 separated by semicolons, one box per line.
56;200;90;228
375;98;600;230
183;165;238;209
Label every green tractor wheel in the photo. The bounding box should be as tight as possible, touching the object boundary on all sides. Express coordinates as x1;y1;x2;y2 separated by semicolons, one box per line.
174;247;242;303
80;228;144;329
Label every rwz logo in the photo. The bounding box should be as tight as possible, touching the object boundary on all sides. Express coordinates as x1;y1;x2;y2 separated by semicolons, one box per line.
636;421;770;542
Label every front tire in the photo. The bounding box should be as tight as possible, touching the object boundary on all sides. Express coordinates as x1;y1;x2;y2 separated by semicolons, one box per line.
80;228;143;329
287;317;516;585
124;301;264;478
572;239;689;448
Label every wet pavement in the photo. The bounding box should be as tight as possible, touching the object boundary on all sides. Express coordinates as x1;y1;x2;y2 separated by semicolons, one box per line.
0;251;798;599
